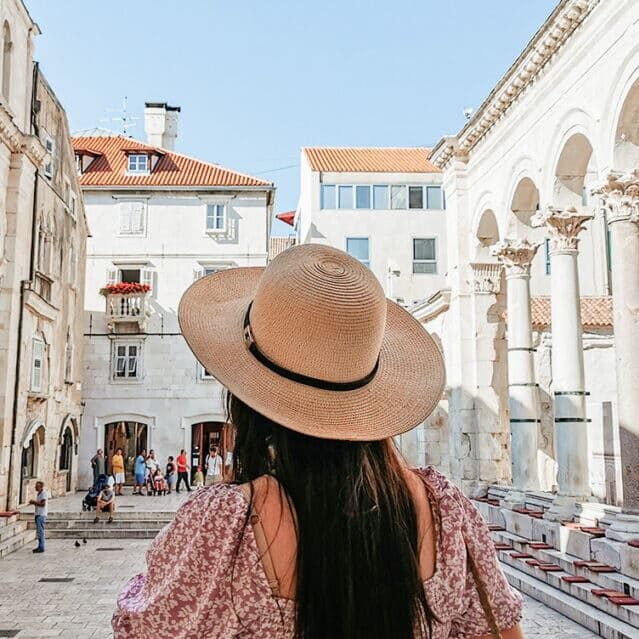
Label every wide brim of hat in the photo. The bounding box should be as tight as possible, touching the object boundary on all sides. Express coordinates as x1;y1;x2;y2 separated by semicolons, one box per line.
178;267;445;441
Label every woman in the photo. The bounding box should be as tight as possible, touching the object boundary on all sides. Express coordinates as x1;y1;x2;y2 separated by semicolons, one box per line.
165;455;177;494
113;245;524;638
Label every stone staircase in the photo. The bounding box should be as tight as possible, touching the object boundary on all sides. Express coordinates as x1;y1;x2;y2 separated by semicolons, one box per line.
26;510;174;539
0;512;36;558
473;493;639;639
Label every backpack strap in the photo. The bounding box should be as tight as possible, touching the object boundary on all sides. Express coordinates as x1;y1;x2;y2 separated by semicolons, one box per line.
464;534;502;639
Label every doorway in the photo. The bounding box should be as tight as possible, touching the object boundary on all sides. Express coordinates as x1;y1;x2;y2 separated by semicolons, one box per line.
191;422;232;481
104;421;148;482
59;426;73;492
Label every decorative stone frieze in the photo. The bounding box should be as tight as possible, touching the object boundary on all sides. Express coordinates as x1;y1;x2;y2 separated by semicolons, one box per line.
469;262;502;294
431;0;600;168
490;239;540;278
531;206;593;253
21;134;47;168
592;171;639;224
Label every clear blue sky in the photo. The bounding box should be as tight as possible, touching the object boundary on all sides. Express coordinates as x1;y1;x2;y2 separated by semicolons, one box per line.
28;0;556;235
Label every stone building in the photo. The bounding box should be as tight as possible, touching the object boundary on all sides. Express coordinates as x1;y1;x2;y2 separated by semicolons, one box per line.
291;147;447;306
73;104;275;489
0;1;88;510
414;0;639;546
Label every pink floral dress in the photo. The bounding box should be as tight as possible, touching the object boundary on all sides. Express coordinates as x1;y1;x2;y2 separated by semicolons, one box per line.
113;467;522;638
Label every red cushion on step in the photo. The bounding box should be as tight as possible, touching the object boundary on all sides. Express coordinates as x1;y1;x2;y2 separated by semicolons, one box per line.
561;575;590;583
526;559;540;566
510;553;533;559
608;596;639;606
588;565;617;573
538;564;563;572
575;560;599;568
628;539;639;548
591;589;625;597
494;543;513;550
580;526;606;537
488;524;505;531
529;542;553;549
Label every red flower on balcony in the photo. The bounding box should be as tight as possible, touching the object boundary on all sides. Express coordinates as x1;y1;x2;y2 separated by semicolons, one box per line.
100;282;151;296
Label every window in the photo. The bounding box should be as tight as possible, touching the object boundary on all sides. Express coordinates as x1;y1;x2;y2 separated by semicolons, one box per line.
113;343;140;380
408;186;424;209
64;336;73;383
373;185;388;209
127;154;149;174
413;238;437;274
31;338;45;393
119;201;146;235
199;363;215;380
338;185;353;209
320;184;336;209
44;136;54;178
205;204;226;232
346;237;369;267
391;185;407;209
356;185;371;209
544;239;551;275
2;22;12;102
426;186;443;210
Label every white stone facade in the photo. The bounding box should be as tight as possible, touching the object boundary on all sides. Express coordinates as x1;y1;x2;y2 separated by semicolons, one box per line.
296;148;447;306
416;0;639;507
75;122;275;489
0;2;87;510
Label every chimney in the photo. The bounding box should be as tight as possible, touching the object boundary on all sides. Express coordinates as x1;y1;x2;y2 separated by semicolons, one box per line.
144;102;180;150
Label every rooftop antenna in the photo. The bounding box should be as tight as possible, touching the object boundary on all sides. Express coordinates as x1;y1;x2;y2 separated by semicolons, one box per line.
99;96;139;136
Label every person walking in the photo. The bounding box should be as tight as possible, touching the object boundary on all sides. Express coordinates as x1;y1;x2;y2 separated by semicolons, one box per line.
111;447;125;496
175;449;191;493
165;456;177;493
29;481;48;554
114;245;524;639
90;449;106;484
133;449;147;495
205;446;223;486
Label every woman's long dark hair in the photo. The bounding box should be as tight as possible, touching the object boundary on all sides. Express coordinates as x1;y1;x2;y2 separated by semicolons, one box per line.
227;392;435;639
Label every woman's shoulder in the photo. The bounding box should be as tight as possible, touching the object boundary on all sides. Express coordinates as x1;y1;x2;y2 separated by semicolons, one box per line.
412;466;464;500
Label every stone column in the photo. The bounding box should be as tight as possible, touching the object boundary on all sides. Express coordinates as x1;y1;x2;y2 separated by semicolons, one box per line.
532;206;593;513
491;240;540;495
593;173;639;538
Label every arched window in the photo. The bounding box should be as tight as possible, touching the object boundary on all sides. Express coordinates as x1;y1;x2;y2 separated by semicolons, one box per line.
59;426;73;471
2;22;12;102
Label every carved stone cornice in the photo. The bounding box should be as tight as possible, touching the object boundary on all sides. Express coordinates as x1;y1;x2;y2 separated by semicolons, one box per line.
0;102;22;152
431;0;600;169
591;171;639;225
469;261;502;294
531;206;593;254
490;239;540;278
21;134;47;167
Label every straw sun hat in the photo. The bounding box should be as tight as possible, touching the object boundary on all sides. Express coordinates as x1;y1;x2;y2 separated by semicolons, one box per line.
178;243;445;441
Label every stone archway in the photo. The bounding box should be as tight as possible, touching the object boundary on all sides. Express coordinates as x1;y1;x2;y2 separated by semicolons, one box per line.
475;209;499;261
613;76;639;172
20;421;45;504
553;132;596;208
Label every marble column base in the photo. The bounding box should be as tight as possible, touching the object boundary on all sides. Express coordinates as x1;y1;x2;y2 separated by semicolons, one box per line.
543;495;579;522
605;513;639;542
502;489;528;510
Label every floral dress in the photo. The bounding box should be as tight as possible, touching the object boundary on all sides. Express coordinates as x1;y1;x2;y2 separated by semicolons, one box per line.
113;467;522;638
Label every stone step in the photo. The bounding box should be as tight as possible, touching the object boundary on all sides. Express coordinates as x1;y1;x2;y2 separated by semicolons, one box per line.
30;518;172;530
0;527;37;558
0;513;18;528
38;510;176;521
45;527;161;539
0;520;28;543
502;562;639;639
499;549;639;628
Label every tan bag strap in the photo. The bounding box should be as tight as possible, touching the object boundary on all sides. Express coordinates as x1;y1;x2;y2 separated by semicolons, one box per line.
464;535;502;639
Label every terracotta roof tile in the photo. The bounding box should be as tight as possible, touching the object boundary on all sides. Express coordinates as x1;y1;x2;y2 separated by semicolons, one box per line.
276;210;295;227
71;135;272;188
303;147;439;174
530;296;612;329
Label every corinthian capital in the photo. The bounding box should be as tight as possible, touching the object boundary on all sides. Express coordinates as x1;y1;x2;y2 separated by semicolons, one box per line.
531;206;593;254
490;239;540;278
591;171;639;225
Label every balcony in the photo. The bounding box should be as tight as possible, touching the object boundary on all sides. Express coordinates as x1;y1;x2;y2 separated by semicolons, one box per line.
101;283;151;332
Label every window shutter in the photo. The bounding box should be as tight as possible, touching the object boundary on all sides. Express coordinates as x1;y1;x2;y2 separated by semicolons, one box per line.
107;268;118;285
132;202;145;234
142;268;153;290
120;202;132;233
31;340;44;392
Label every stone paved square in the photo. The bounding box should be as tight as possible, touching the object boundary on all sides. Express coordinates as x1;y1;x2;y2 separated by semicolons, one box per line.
0;536;600;638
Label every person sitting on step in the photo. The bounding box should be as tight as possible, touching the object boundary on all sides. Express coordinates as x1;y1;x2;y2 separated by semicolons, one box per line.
94;484;116;524
152;468;168;496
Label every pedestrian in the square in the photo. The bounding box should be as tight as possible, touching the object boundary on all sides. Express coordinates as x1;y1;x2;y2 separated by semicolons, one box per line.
94;484;116;524
133;449;146;495
165;455;177;493
114;245;524;639
90;448;106;483
175;448;191;493
111;447;125;495
29;480;47;554
205;446;223;486
145;449;160;495
193;465;205;488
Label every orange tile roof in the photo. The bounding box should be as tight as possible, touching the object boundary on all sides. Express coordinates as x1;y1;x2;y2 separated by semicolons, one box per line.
530;296;612;330
303;147;439;174
71;135;272;188
276;210;295;227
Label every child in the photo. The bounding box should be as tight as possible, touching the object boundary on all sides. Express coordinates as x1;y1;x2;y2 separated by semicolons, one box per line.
152;468;167;496
193;465;205;489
